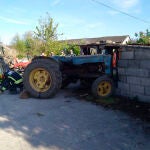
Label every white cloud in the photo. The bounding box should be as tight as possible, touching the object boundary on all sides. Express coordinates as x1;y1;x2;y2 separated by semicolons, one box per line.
0;34;14;45
58;15;86;28
106;0;141;16
6;7;27;14
55;13;106;39
133;8;141;14
60;20;106;39
85;22;103;29
51;0;61;6
112;0;139;9
0;16;30;25
108;10;119;15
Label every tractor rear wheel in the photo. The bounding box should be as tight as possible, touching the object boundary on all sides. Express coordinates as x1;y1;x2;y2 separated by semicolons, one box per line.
32;57;62;89
91;76;114;98
23;59;61;98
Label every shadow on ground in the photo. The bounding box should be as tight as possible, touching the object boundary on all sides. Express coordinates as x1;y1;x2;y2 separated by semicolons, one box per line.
0;85;149;150
67;84;150;123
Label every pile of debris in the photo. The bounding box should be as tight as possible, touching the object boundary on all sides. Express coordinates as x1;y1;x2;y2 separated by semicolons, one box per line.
0;43;18;65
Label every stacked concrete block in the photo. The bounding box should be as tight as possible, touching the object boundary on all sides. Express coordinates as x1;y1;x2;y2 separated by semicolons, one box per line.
117;45;150;102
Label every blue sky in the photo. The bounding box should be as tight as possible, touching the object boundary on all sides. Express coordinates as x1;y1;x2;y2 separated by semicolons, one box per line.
0;0;149;44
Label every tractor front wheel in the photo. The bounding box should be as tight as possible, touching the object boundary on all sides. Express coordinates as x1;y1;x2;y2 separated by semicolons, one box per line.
91;76;114;98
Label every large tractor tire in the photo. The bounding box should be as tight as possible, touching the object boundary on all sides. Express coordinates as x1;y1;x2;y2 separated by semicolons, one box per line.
31;57;62;89
91;76;114;99
23;59;62;98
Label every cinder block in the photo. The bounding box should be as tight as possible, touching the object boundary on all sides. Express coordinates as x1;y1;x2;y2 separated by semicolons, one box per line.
126;68;149;77
128;92;139;99
120;91;127;97
130;84;144;94
118;82;129;92
125;47;135;51
122;46;136;51
135;49;150;59
120;51;134;59
114;88;121;95
118;60;128;67
128;60;140;68
145;86;150;96
119;75;127;83
121;46;127;51
141;78;150;86
118;68;126;75
136;94;150;103
120;90;130;97
140;60;150;69
127;92;150;103
127;76;140;85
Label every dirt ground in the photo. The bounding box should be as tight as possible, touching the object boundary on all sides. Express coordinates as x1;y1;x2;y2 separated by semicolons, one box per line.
66;84;150;123
0;85;149;150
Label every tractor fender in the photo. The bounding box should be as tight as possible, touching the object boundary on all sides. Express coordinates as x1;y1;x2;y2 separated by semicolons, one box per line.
31;56;60;68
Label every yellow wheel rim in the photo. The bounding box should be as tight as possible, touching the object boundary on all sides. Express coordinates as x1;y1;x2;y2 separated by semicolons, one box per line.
97;81;111;96
29;68;51;92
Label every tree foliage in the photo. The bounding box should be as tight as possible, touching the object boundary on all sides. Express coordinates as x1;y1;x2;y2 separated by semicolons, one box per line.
11;34;26;58
64;44;80;55
11;13;81;57
135;29;150;44
34;13;59;42
33;13;68;55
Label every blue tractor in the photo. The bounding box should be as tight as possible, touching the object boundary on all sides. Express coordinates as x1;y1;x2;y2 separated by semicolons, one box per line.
23;45;116;99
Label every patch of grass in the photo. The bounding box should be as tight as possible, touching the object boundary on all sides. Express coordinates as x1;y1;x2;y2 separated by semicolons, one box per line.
83;95;120;106
84;95;95;101
95;97;118;104
71;87;150;122
36;112;45;117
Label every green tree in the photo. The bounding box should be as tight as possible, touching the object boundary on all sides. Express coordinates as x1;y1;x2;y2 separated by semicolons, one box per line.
11;34;26;58
34;13;58;41
11;13;76;57
64;44;80;55
33;13;67;55
24;32;33;55
135;29;150;44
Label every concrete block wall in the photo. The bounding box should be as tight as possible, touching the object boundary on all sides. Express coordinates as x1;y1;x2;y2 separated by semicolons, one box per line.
117;45;150;102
